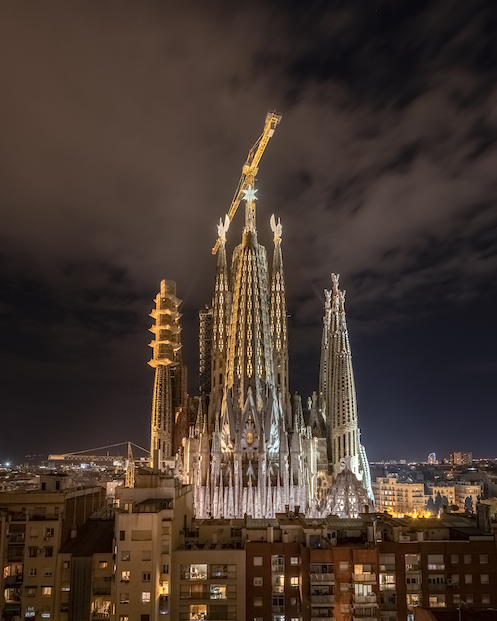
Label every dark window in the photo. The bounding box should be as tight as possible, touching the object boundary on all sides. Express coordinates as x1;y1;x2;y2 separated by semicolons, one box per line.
140;616;150;621
120;530;125;541
41;482;46;490
45;547;53;557
29;547;37;557
55;481;60;490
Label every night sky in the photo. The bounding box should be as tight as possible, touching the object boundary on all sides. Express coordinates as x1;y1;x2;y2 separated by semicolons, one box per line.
1;1;497;464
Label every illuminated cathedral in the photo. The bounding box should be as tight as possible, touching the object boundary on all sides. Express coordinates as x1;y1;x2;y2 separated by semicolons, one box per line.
148;112;373;519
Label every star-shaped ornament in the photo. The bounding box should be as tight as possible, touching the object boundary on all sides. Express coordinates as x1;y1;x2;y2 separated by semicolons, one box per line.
242;185;258;202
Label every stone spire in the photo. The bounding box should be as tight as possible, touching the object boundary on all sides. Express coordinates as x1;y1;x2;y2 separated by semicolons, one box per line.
225;190;276;416
148;280;187;470
270;214;290;423
210;215;231;421
319;274;373;498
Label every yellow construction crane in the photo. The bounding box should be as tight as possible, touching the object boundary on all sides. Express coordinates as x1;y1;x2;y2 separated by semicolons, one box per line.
212;109;282;254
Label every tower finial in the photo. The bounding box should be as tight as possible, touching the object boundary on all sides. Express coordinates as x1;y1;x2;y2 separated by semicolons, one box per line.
270;214;282;241
242;185;258;232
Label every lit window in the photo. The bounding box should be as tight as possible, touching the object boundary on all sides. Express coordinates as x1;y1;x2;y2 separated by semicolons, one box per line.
141;591;151;604
339;561;349;571
98;561;108;569
63;561;70;569
121;551;130;562
119;617;129;621
190;605;207;619
42;587;52;597
121;571;130;582
26;587;36;597
290;576;299;587
210;584;227;599
290;557;299;566
427;555;445;571
120;593;129;604
181;564;207;580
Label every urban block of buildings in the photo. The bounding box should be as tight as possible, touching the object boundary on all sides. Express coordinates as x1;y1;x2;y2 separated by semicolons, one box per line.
2;111;497;621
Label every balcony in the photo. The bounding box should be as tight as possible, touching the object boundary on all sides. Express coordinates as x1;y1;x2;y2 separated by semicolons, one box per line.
311;595;335;605
4;575;23;586
428;583;446;592
354;595;378;604
310;573;335;584
29;514;59;521
179;612;237;621
353;573;376;583
406;583;422;592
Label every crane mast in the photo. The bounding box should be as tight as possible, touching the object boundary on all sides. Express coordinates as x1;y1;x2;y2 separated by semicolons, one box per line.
212;109;282;254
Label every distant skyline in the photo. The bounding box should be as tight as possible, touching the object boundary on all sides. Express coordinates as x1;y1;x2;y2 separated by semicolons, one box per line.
1;0;497;463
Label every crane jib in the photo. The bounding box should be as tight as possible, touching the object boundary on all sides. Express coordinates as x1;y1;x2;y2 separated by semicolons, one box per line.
212;110;282;255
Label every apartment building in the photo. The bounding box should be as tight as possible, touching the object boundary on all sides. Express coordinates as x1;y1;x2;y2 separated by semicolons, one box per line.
172;520;246;621
373;477;426;514
0;475;106;621
56;511;115;621
114;472;192;621
454;484;481;511
378;511;497;620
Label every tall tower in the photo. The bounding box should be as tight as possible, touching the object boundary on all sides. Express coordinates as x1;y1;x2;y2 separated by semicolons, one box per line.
209;216;231;421
270;214;291;424
319;274;373;499
149;280;187;471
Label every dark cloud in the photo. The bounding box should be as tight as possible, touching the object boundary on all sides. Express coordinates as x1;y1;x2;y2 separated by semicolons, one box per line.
1;0;496;462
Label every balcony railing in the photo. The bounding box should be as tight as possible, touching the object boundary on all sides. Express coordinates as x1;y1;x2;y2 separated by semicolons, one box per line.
428;583;446;592
310;573;335;583
179;615;236;621
353;573;376;583
311;595;335;605
406;583;421;592
354;595;378;604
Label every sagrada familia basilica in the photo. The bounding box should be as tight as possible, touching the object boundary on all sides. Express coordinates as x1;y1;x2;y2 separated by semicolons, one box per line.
148;112;373;520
